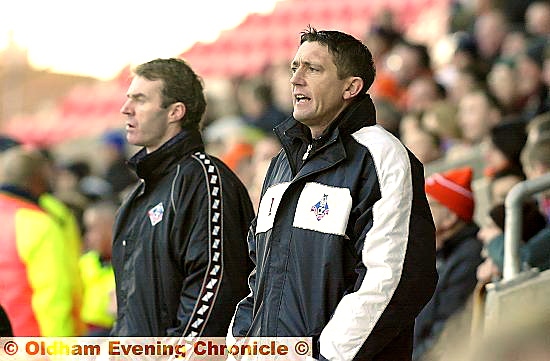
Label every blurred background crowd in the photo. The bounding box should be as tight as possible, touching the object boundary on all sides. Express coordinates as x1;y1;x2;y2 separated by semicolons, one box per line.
0;0;549;359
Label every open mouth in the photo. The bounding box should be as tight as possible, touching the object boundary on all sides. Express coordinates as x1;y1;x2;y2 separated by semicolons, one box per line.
295;94;311;103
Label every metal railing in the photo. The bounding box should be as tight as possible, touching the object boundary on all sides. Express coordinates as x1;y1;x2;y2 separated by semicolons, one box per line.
503;173;550;281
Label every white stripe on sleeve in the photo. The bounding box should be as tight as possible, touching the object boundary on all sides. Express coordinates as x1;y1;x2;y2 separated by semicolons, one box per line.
319;125;413;360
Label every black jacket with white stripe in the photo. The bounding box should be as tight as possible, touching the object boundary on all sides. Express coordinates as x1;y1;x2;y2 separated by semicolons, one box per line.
111;128;254;337
230;95;437;360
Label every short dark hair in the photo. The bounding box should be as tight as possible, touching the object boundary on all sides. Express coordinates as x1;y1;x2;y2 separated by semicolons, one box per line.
134;58;206;130
300;26;376;92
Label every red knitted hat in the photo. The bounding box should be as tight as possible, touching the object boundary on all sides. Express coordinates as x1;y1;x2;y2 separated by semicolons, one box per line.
425;167;474;222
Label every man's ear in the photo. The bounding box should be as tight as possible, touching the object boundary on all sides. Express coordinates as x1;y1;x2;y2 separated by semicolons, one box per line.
343;77;364;100
168;102;186;124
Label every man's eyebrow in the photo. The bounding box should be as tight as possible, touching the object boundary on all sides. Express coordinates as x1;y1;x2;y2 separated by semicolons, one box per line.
127;93;146;100
291;60;319;68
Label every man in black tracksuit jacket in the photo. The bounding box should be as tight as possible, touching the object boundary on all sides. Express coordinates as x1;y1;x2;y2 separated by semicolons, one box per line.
229;28;437;360
111;58;254;337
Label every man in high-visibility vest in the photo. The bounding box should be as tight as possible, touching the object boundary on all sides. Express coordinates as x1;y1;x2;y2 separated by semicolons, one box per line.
79;200;117;335
0;147;81;336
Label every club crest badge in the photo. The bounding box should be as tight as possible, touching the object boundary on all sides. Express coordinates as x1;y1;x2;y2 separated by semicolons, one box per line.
311;194;330;221
148;202;164;226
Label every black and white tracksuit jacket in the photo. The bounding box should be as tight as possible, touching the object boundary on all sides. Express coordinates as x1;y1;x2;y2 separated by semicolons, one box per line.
229;95;438;360
111;129;254;337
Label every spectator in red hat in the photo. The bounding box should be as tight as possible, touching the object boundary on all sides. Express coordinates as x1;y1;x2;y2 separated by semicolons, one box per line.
413;167;483;360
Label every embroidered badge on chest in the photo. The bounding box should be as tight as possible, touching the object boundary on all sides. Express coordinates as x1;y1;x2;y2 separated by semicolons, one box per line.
311;194;330;221
148;202;164;226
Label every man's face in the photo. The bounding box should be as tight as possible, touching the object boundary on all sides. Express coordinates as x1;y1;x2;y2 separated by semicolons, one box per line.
475;13;506;59
488;63;517;106
120;76;174;153
427;196;455;249
83;209;113;258
402;127;441;164
458;92;492;144
391;45;421;86
290;41;351;137
477;216;502;245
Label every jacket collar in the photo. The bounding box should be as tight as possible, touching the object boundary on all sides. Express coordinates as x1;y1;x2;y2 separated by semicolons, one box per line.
274;95;376;180
128;128;205;183
274;94;376;145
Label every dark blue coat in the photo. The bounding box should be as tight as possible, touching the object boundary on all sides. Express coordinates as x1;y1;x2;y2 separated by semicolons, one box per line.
413;223;482;360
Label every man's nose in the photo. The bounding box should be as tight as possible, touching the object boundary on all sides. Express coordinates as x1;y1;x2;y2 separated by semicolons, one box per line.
120;99;132;115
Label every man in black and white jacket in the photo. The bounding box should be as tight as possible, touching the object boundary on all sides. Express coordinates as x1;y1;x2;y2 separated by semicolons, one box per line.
229;28;437;361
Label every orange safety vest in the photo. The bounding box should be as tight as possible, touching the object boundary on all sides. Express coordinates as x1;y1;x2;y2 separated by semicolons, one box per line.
0;192;77;336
